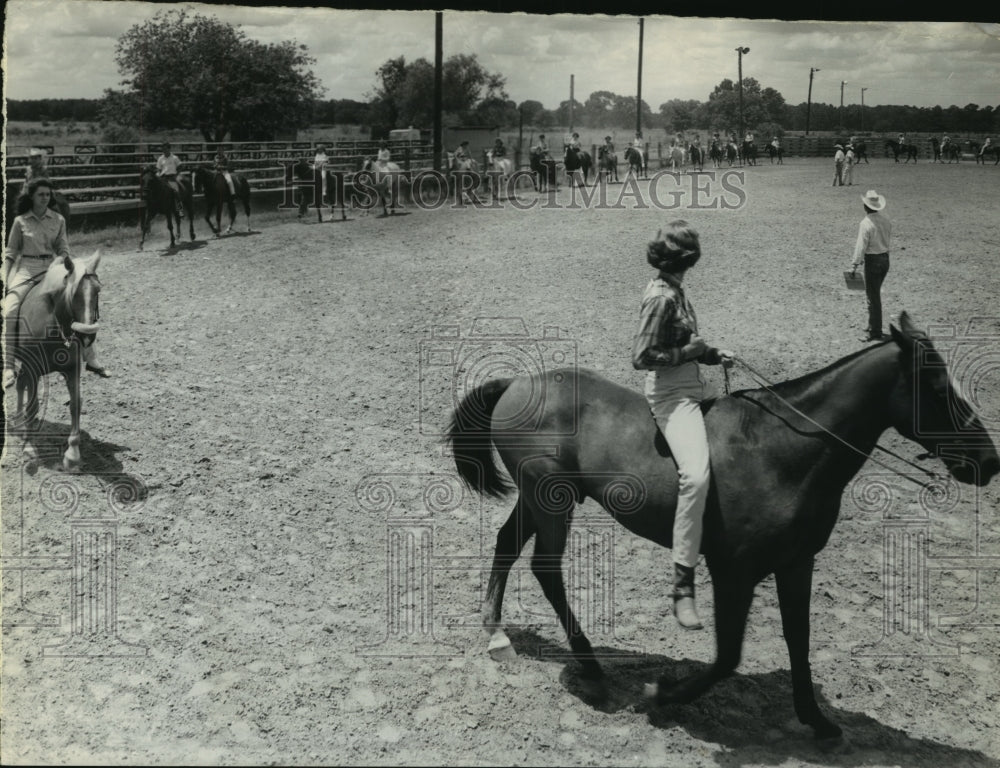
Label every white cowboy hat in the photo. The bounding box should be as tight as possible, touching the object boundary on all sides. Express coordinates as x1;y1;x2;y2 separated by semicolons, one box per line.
861;190;886;210
29;147;47;157
834;144;844;150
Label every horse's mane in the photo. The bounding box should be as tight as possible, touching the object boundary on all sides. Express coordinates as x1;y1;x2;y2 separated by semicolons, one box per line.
733;340;899;404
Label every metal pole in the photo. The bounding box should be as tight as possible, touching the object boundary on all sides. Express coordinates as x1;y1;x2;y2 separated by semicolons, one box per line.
637;18;644;136
840;80;847;129
569;74;574;134
433;12;443;173
806;67;819;135
861;87;867;132
736;47;749;140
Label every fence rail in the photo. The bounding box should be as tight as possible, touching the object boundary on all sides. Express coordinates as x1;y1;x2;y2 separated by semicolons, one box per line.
6;140;437;218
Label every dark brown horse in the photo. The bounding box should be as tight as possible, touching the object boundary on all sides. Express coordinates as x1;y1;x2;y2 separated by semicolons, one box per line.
139;168;195;250
597;146;619;183
9;252;104;471
193;166;252;235
563;146;593;187
885;139;919;163
446;313;999;743
969;141;1000;165
624;146;645;178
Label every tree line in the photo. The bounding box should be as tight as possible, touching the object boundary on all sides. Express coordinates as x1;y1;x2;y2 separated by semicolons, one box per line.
15;10;996;142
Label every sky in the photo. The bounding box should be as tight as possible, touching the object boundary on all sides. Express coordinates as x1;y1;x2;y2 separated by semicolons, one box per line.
4;0;1000;111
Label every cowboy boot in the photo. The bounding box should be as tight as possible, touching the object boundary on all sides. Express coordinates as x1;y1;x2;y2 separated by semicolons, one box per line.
673;563;704;630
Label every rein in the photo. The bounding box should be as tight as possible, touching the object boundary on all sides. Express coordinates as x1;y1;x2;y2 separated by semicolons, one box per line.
725;355;941;490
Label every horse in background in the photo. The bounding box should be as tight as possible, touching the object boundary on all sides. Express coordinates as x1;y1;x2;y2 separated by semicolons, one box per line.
968;141;1000;165
667;144;684;170
597;146;619;183
528;148;556;192
885;139;918;163
139;167;195;250
8;251;104;471
193;165;252;235
741;140;758;166
851;141;870;164
292;158;348;222
446;312;999;743
688;144;704;172
709;141;724;168
485;150;516;200
624;146;645;178
355;156;407;217
725;141;739;166
765;143;783;164
563;146;593;187
446;152;482;203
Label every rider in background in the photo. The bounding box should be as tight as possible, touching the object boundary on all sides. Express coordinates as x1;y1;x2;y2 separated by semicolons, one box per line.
156;142;185;218
214;148;236;196
979;137;993;158
312;144;329;201
375;142;392;172
492;137;507;157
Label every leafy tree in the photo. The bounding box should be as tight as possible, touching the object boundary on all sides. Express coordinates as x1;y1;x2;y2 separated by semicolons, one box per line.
518;100;547;125
101;9;323;141
659;99;703;133
369;53;508;129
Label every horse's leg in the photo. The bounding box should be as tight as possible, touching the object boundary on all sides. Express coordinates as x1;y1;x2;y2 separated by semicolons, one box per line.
652;568;754;705
167;211;177;249
19;371;41;467
775;558;842;742
483;499;537;661
531;513;606;699
226;198;236;234
187;199;195;241
63;364;83;472
244;191;253;230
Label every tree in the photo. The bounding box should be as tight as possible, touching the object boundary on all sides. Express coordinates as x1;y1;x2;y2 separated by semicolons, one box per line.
518;100;547;126
101;9;323;141
659;99;703;133
370;53;508;129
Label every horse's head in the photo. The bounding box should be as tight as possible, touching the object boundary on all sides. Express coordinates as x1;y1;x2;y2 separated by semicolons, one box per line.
887;312;1000;486
59;251;103;348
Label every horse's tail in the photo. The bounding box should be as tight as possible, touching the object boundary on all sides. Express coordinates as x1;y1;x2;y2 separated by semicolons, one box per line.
445;378;515;499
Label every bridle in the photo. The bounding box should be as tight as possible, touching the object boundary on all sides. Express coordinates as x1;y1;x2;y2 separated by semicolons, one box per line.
57;273;100;349
724;355;942;491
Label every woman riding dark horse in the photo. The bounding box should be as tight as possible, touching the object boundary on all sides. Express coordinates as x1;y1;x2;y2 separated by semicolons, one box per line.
598;140;619;183
139;166;195;250
885;139;918;163
446;312;999;743
687;143;704;171
563;145;593;187
193;155;252;236
624;146;645;178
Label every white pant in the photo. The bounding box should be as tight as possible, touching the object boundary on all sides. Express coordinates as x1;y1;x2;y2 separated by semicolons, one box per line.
645;364;713;568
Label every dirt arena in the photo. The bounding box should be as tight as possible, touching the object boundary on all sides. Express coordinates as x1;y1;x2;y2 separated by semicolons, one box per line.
2;157;999;766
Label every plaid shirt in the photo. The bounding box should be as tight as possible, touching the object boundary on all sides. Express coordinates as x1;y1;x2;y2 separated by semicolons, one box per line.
632;273;699;369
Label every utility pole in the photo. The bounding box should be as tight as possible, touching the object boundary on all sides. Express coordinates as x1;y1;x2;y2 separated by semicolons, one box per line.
806;67;820;135
569;74;574;134
433;12;442;172
736;46;750;140
840;80;847;129
861;87;868;132
636;18;644;136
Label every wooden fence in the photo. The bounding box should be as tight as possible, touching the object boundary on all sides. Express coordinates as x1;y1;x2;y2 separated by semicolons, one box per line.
5;140;436;217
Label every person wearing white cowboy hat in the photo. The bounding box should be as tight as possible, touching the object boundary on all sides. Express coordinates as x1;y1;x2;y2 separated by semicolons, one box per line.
850;190;891;342
832;144;846;186
844;143;856;186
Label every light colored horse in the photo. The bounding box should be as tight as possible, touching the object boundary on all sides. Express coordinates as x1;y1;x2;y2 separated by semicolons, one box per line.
9;251;103;471
357;157;406;216
485;150;515;200
668;144;685;170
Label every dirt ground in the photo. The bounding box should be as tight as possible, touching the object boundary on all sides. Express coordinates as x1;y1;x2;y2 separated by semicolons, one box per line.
2;157;999;766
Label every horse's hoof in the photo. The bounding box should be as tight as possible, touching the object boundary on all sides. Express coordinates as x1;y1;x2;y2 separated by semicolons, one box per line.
63;459;81;473
816;732;849;754
577;673;608;703
487;632;517;662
